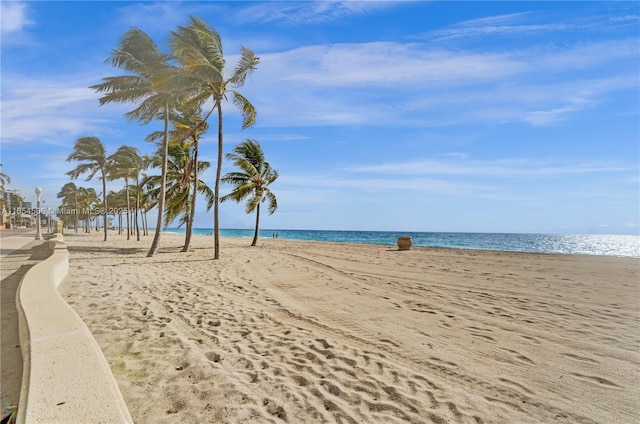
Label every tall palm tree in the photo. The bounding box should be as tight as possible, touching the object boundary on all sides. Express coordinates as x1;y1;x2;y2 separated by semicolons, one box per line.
171;15;259;259
57;182;81;233
90;28;193;256
221;140;278;246
66;137;109;241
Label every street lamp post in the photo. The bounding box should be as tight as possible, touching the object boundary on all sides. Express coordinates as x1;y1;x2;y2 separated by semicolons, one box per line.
35;187;42;240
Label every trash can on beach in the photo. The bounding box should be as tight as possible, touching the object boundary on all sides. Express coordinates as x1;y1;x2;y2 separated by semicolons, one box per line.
397;236;412;250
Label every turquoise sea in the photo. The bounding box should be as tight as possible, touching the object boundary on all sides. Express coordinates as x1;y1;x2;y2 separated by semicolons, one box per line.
163;228;640;258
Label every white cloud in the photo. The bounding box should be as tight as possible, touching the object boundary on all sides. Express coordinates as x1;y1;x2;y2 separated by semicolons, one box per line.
0;1;32;34
241;37;638;128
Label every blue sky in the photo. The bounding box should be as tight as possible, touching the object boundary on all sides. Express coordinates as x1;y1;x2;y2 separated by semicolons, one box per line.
1;1;638;234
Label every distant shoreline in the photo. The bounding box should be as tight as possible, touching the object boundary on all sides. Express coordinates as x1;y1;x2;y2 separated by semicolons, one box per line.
157;228;640;258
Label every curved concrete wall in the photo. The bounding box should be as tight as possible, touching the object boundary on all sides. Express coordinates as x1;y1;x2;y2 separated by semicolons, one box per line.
15;236;133;423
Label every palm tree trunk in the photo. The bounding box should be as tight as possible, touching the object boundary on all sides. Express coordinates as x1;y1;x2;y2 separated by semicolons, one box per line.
135;178;141;241
182;145;198;252
125;178;131;240
101;171;108;241
251;202;260;246
213;104;223;259
74;194;78;234
147;105;169;257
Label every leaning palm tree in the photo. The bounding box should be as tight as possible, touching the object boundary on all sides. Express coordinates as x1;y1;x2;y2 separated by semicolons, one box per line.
221;140;278;246
57;182;81;233
171;15;259;259
66;137;109;241
144;142;214;251
168;105;208;251
90;28;193;256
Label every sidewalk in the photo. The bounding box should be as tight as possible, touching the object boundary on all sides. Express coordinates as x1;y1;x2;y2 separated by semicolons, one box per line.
0;229;46;422
0;229;38;258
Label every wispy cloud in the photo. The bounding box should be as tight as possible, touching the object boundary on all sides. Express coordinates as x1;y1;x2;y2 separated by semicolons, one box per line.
431;12;573;41
1;74;115;144
269;42;524;87
236;1;398;25
243;36;637;128
425;10;640;42
345;157;634;178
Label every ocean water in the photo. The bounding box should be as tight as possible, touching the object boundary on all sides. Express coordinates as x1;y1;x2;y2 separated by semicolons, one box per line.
163;228;640;258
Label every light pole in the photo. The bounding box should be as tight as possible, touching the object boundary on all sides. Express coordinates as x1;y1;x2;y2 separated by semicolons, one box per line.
35;187;42;240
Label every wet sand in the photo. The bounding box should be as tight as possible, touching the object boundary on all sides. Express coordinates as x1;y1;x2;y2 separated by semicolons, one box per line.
59;231;639;423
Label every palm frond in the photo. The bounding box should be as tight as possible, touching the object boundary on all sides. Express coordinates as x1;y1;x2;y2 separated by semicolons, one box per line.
227;46;259;88
230;91;257;129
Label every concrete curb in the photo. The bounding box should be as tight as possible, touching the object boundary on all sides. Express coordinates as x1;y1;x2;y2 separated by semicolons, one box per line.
15;235;133;423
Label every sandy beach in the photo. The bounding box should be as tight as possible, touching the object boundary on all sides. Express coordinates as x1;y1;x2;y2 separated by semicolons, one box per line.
58;231;639;423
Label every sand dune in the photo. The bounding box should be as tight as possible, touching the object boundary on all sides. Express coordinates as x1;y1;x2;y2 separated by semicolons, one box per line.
58;232;639;423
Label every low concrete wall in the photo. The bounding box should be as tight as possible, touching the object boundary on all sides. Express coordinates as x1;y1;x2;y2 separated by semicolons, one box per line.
15;235;132;423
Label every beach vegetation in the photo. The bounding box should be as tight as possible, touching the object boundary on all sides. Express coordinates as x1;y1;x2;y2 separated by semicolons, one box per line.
0;164;10;192
66;136;110;241
83;16;258;256
90;28;195;256
170;15;259;259
147;104;210;251
107;145;147;241
221;139;278;247
57;182;81;233
108;146;135;240
143;141;214;250
77;187;100;233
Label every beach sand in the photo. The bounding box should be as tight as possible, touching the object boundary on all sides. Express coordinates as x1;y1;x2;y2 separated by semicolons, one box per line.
58;231;639;423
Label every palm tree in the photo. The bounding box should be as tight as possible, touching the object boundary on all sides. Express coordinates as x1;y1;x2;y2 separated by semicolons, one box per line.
0;164;10;222
57;182;81;233
171;15;259;259
108;145;143;240
221;140;278;246
144;142;214;250
138;154;155;237
90;28;193;256
169;105;208;251
77;187;99;233
0;163;10;191
66;137;109;241
106;190;126;234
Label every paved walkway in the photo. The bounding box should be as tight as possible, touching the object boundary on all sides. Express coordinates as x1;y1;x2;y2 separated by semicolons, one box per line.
0;229;38;257
0;229;47;421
